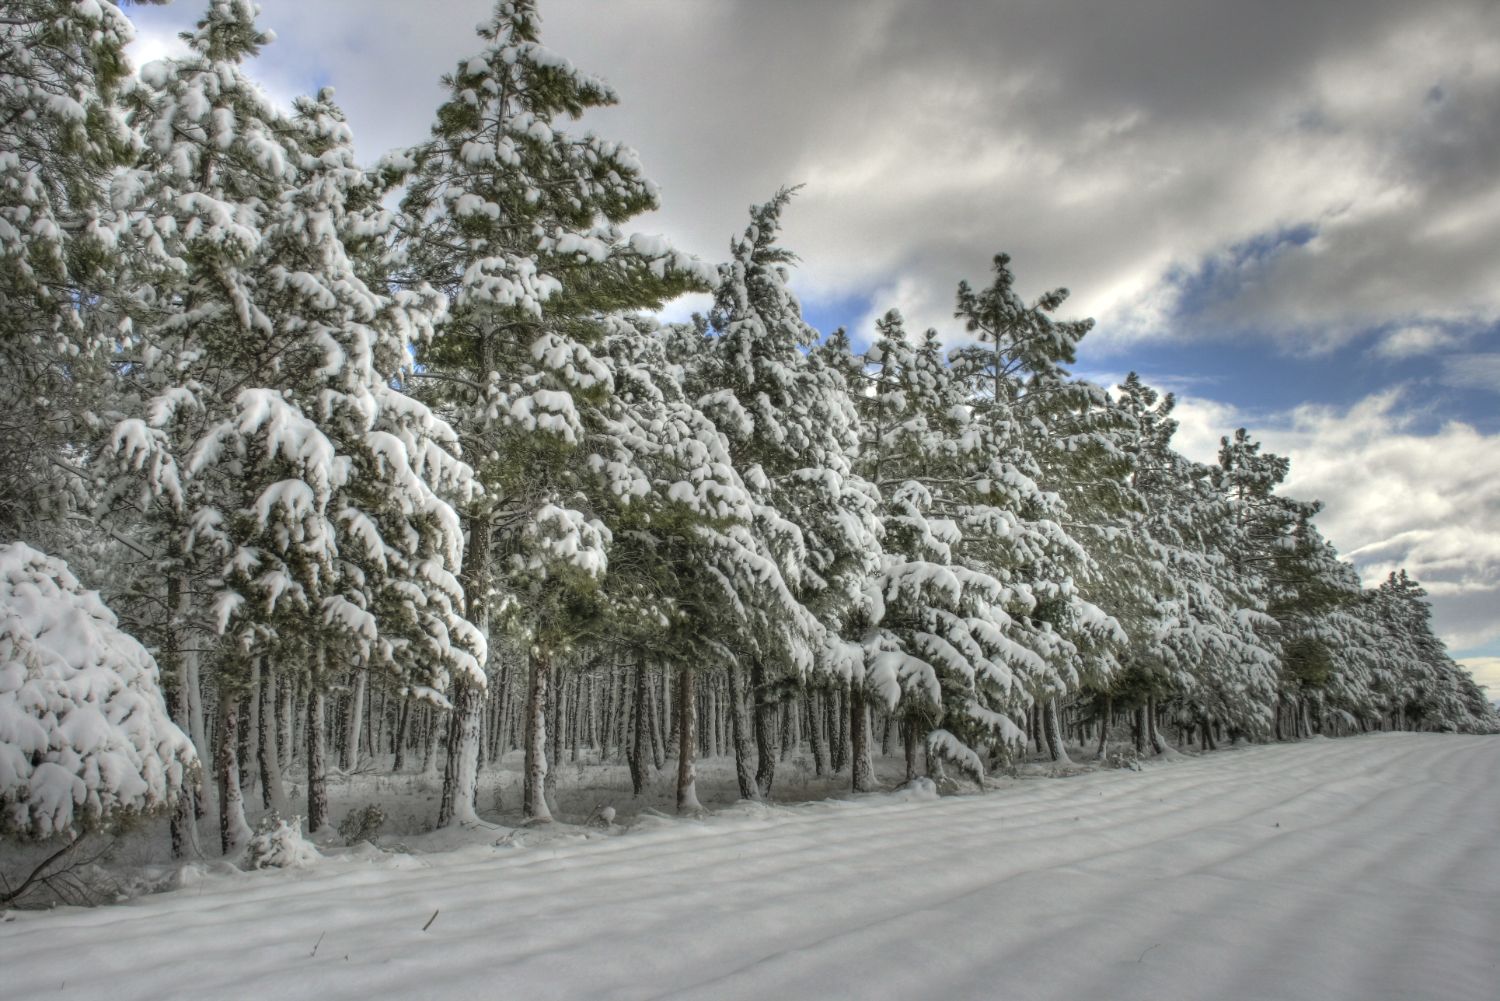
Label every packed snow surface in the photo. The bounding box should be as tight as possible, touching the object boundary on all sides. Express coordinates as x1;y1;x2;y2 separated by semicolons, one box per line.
6;733;1498;1000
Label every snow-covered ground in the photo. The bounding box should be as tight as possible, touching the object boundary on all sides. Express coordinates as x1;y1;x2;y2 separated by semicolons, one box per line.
5;733;1497;1000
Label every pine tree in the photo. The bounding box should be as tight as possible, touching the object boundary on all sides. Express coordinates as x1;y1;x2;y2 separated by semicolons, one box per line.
694;191;881;798
932;255;1121;773
0;1;181;551
1114;376;1279;743
104;2;481;842
397;0;713;822
0;542;196;843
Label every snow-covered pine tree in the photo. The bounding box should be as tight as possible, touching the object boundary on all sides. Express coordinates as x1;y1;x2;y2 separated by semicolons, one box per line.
1114;376;1278;745
396;0;713;822
841;313;1022;782
0;1;169;544
935;255;1121;772
695;191;881;798
104;2;482;844
587;314;785;811
0;542;196;851
1370;571;1496;733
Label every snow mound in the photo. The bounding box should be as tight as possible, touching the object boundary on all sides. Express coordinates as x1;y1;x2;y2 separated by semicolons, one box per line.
247;814;321;870
893;776;940;800
0;543;197;839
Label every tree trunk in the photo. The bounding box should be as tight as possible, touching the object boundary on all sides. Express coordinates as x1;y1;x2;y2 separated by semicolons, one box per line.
522;650;552;822
629;662;650;796
648;669;666;771
306;674;328;834
808;689;827;776
162;576;202;854
279;674;294;766
1147;695;1168;754
780;699;795;761
903;715;921;782
169;573;214;823
830;685;848;773
242;661;260;794
493;658;514;760
1044;697;1071;763
1094;695;1111;760
726;661;757;799
343;667;367;773
393;695;411;771
546;661;563;813
663;667;676;758
439;678;483;827
752;659;777;799
216;689;250;854
850;684;874;792
676;666;701;813
258;661;288;815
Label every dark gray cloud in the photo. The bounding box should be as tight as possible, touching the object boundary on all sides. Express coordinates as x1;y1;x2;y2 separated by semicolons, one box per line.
131;0;1500;354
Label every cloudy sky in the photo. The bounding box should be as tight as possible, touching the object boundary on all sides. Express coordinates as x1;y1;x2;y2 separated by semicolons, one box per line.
126;0;1500;692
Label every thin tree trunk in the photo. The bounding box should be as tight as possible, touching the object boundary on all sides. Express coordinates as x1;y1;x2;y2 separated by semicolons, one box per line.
726;661;756;799
343;668;367;773
752;659;776;798
279;674;294;766
676;666;701;813
306;672;329;834
648;669;666;771
780;697;795;761
1044;697;1071;763
258;661;288;815
808;689;826;776
1147;695;1168;754
663;667;676;756
162;576;201;855
242;660;260;794
216;690;250;854
522;650;552;822
850;684;874;792
903;715;921;782
393;695;410;771
834;682;851;772
1094;695;1111;760
546;661;562;812
420;705;439;774
629;662;650;796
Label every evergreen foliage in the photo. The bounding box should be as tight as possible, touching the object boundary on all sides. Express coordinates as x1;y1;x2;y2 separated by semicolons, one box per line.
0;0;1492;867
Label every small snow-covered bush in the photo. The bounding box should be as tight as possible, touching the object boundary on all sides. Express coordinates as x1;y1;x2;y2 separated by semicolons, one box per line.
337;803;386;845
246;813;320;869
0;543;197;839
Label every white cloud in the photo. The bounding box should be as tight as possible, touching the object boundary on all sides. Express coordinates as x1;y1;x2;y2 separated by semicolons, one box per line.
1171;387;1500;654
1457;656;1500;699
1375;324;1469;359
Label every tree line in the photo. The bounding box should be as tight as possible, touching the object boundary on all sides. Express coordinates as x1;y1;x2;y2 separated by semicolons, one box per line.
2;0;1493;857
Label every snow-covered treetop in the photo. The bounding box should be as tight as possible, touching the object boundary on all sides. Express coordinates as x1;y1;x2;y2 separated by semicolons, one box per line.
0;543;196;840
0;1;166;538
952;253;1094;396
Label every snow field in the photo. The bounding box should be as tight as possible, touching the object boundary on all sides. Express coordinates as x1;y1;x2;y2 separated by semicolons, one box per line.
4;732;1497;1000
